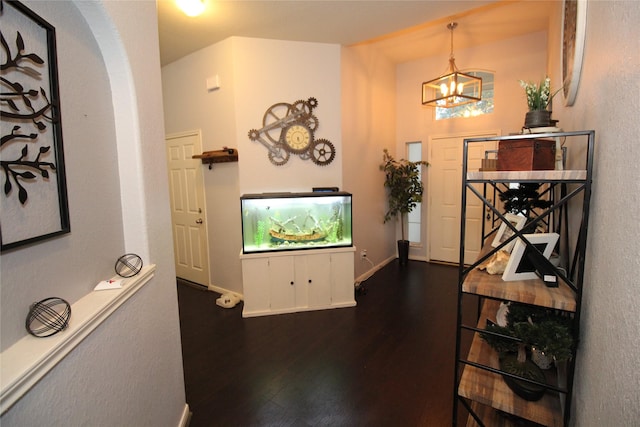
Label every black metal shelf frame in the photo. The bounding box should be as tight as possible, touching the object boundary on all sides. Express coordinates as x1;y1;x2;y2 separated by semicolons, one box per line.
452;130;594;427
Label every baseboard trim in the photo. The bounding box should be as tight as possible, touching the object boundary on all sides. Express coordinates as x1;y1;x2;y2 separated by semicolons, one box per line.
207;283;244;301
178;403;191;427
176;278;244;301
177;277;208;291
355;255;395;287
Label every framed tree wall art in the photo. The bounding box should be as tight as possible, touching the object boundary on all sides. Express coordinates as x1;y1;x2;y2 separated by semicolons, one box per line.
561;0;588;106
1;0;70;252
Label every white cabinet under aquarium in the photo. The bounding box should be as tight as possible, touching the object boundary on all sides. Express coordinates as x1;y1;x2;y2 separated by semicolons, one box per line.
240;192;355;317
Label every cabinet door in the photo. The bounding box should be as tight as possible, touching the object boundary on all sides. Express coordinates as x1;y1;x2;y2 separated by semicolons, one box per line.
298;253;332;308
268;256;296;311
330;251;355;305
242;257;271;315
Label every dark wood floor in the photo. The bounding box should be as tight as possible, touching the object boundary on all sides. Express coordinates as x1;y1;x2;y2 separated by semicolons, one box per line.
177;260;469;426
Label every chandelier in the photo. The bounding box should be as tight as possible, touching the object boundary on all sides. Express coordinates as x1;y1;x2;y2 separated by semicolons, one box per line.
422;22;482;108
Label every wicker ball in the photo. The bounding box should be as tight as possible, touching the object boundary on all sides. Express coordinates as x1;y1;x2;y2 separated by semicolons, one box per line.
115;253;143;278
26;297;71;337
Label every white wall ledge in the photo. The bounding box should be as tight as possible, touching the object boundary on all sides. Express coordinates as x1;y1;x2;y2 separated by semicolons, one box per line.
0;264;156;414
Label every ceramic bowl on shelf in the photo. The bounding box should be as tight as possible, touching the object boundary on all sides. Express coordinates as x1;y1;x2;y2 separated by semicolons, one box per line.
499;353;546;402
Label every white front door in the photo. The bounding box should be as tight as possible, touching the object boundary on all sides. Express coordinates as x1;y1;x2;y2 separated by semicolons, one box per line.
428;132;498;264
166;131;210;285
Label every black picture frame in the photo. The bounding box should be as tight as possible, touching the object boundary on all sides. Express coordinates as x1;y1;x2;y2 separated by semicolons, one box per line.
1;0;70;252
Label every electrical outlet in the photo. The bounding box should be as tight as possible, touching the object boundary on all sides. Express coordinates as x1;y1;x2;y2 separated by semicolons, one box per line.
360;250;367;259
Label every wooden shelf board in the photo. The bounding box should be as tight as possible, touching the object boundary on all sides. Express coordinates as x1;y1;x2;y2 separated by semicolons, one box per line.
459;300;563;427
466;401;547;427
467;170;586;182
466;400;510;427
192;148;238;164
463;268;576;312
463;239;576;312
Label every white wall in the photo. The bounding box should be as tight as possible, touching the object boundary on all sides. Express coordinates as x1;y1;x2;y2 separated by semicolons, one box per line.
162;38;242;294
232;37;342;194
341;44;398;278
547;1;640;425
162;37;342;295
1;1;186;425
0;0;124;351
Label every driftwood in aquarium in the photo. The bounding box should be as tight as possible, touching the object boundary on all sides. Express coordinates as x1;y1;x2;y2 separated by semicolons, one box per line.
269;229;327;243
193;147;238;168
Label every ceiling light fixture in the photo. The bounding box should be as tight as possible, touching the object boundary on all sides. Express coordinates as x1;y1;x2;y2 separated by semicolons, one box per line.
176;0;206;17
422;22;482;108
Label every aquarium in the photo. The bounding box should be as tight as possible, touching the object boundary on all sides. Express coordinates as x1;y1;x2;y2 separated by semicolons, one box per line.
241;192;352;254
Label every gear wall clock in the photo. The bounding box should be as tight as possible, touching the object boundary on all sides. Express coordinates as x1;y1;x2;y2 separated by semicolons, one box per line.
248;97;336;166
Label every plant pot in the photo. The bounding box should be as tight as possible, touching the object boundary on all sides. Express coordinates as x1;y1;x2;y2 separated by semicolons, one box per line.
524;110;552;128
499;353;546;401
397;240;410;266
531;347;553;370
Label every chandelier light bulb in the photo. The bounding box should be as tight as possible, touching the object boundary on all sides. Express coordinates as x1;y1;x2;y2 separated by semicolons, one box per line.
441;83;449;96
457;82;464;95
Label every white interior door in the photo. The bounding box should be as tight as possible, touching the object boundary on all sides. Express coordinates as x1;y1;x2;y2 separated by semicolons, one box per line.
428;132;498;264
166;131;210;285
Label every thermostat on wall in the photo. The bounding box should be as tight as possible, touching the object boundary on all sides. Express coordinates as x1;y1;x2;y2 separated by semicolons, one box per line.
206;75;220;91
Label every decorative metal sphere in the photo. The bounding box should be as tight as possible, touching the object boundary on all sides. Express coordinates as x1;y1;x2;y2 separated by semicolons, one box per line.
115;253;143;278
26;297;71;337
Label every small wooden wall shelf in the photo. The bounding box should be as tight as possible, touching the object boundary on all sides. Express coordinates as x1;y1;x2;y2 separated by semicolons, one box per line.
193;148;238;169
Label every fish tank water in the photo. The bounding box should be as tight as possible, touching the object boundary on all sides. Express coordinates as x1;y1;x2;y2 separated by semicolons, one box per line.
241;192;353;254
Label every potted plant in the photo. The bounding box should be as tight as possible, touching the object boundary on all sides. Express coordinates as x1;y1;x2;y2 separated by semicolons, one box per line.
519;76;563;128
481;303;575;401
379;149;428;265
507;303;575;367
480;322;547;401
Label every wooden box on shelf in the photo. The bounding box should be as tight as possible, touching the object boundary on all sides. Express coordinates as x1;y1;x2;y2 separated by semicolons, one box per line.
497;139;555;171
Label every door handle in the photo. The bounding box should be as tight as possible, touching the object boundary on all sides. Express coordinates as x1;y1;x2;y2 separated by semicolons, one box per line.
196;218;203;224
486;198;493;213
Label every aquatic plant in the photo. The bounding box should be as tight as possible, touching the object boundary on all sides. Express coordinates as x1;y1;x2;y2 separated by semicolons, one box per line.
254;219;267;246
327;224;338;243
